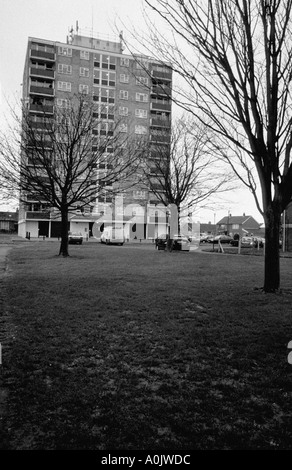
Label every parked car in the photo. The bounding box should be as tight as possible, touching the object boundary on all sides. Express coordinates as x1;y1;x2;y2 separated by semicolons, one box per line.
68;231;83;245
241;236;256;247
230;236;264;248
100;225;125;245
200;235;214;244
209;234;233;244
155;234;191;251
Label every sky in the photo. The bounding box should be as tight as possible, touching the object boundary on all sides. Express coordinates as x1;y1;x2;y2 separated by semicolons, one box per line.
0;0;264;225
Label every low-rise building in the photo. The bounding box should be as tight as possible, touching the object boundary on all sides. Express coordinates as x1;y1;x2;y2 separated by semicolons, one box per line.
0;211;18;233
216;214;262;238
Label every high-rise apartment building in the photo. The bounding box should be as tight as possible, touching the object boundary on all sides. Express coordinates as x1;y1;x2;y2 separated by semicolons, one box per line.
18;28;172;239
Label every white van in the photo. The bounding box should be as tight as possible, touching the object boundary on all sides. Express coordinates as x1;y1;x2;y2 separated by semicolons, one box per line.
100;225;125;245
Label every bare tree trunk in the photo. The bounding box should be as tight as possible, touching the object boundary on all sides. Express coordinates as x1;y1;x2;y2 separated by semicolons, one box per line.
263;204;281;292
59;208;69;257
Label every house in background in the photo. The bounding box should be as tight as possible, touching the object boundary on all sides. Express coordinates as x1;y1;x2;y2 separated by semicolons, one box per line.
216;213;262;238
0;211;18;233
200;222;216;235
282;203;292;251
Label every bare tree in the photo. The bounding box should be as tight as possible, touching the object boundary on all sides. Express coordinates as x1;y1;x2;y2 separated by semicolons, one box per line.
129;0;292;292
142;116;233;247
0;94;143;256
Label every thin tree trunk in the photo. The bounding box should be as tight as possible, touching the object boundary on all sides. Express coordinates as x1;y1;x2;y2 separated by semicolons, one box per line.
59;208;69;257
263;204;281;292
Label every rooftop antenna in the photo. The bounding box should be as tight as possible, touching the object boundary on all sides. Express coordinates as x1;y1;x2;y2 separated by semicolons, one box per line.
68;25;74;44
76;20;79;34
119;31;125;52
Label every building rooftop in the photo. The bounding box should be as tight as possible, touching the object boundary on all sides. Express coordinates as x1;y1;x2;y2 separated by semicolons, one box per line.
68;25;123;53
217;215;261;226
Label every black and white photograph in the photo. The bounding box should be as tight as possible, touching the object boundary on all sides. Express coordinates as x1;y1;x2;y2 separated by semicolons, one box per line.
0;0;292;459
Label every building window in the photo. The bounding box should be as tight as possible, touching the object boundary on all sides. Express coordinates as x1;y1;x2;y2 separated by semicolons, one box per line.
100;122;114;136
120;74;129;83
136;92;148;102
119;106;128;116
100;105;115;120
232;224;239;230
120;57;130;67
80;50;90;60
101;71;116;87
93;54;100;68
58;64;72;74
31;42;54;53
120;90;129;100
56;98;69;107
119;123;128;133
135;125;147;135
93;69;100;85
93;88;115;103
57;81;71;92
135;109;147;118
133;190;146;199
135;58;148;70
99;88;115;103
101;55;116;70
79;84;89;94
80;67;89;77
136;76;149;86
58;46;72;56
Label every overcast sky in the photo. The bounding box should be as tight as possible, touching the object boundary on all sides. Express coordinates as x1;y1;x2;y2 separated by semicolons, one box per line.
0;0;264;224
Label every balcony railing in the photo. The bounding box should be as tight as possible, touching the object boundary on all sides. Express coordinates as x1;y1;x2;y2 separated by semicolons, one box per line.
30;49;56;61
150;102;171;112
151;69;172;81
150;118;171;128
150;134;171;144
26;211;51;219
29;104;54;114
151;85;171;96
30;67;55;80
29;85;54;96
30;121;51;130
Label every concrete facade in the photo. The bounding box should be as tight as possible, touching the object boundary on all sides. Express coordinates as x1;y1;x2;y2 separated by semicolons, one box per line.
19;29;172;238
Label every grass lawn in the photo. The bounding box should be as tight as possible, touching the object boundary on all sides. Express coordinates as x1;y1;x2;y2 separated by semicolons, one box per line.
1;240;292;450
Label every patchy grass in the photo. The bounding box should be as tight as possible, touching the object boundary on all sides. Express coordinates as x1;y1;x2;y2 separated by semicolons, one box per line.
1;241;292;450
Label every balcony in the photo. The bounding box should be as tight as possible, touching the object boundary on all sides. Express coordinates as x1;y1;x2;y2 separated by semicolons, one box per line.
29;103;54;114
30;49;55;62
150;102;171;112
151;85;171;96
150;118;171;128
30;67;55;80
30;121;51;130
151;69;172;81
26;211;51;219
150;134;171;144
29;85;54;97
